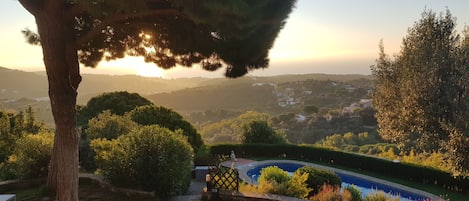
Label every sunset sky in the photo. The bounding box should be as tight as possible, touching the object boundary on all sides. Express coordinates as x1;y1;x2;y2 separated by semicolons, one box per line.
1;0;469;78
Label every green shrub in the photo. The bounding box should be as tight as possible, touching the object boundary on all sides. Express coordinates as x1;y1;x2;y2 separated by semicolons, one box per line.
80;111;138;171
295;166;342;196
364;191;399;201
85;110;138;140
345;185;363;201
285;171;311;199
92;125;194;197
257;166;289;195
77;91;153;129
259;166;290;185
194;146;221;166
129;105;204;151
256;166;311;199
1;132;53;179
242;120;287;144
310;185;351;201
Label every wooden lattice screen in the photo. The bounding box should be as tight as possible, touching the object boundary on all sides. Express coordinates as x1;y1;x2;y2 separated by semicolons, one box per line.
208;166;239;191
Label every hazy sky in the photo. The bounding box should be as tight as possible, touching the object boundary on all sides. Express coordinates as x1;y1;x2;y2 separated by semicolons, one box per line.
1;0;469;78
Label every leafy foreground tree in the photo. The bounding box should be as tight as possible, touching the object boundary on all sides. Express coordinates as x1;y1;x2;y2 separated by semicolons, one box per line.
0;108;47;163
371;10;469;176
91;125;193;197
16;1;296;200
0;132;54;180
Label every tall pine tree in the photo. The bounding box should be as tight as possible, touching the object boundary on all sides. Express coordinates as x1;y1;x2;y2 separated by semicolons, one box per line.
16;0;296;200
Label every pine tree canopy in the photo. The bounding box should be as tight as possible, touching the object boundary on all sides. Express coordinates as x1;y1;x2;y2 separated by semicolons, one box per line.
23;0;296;77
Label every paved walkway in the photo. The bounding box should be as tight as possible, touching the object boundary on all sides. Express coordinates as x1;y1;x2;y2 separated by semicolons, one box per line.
165;180;204;201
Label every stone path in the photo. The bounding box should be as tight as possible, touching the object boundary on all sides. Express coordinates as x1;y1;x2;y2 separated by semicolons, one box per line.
165;180;204;201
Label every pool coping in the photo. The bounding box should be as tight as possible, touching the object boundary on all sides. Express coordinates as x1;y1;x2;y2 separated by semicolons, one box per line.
232;159;441;200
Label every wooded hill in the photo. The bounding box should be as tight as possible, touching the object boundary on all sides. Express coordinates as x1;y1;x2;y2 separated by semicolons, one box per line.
149;75;373;115
0;66;373;126
0;66;209;102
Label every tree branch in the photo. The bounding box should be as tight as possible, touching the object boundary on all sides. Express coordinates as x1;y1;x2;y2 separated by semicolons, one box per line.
76;9;182;48
65;3;86;20
18;0;44;16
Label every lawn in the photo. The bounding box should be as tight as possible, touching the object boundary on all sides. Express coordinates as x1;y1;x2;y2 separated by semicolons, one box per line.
3;180;161;201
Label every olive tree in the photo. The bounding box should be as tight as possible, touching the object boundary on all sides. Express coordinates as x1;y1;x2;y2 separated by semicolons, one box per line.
371;10;469;175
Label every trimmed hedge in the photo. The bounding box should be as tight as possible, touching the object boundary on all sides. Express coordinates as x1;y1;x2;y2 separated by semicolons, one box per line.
209;144;469;194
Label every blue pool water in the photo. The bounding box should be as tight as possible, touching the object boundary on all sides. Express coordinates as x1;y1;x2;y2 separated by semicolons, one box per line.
246;162;430;201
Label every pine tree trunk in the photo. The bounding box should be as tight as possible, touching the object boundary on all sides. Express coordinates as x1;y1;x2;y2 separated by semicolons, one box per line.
31;1;81;201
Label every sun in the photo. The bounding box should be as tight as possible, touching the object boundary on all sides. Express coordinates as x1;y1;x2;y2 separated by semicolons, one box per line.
95;56;165;78
135;64;164;78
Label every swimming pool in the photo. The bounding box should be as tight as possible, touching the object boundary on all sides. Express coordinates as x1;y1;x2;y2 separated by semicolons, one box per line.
243;161;436;201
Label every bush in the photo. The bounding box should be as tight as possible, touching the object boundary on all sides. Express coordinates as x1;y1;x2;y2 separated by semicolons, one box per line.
364;191;399;201
345;185;363;201
310;185;351;201
256;166;310;199
92;125;193;197
129;105;204;151
80;111;138;171
194;146;222;166
242;120;287;144
85;110;137;140
77;91;153;129
296;166;342;196
258;166;290;185
0;132;53;179
286;171;311;198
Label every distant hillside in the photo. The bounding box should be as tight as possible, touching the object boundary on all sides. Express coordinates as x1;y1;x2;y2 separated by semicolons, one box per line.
0;66;210;104
76;74;208;104
1;66;373;126
148;74;373;114
150;81;279;113
0;66;210;126
193;73;373;87
0;67;48;99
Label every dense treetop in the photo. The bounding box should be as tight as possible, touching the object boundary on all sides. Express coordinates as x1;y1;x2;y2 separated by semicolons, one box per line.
129;105;204;150
77;91;153;128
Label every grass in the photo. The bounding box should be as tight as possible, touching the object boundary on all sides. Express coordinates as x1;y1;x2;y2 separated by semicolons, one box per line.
4;182;161;201
12;185;53;201
247;157;467;201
